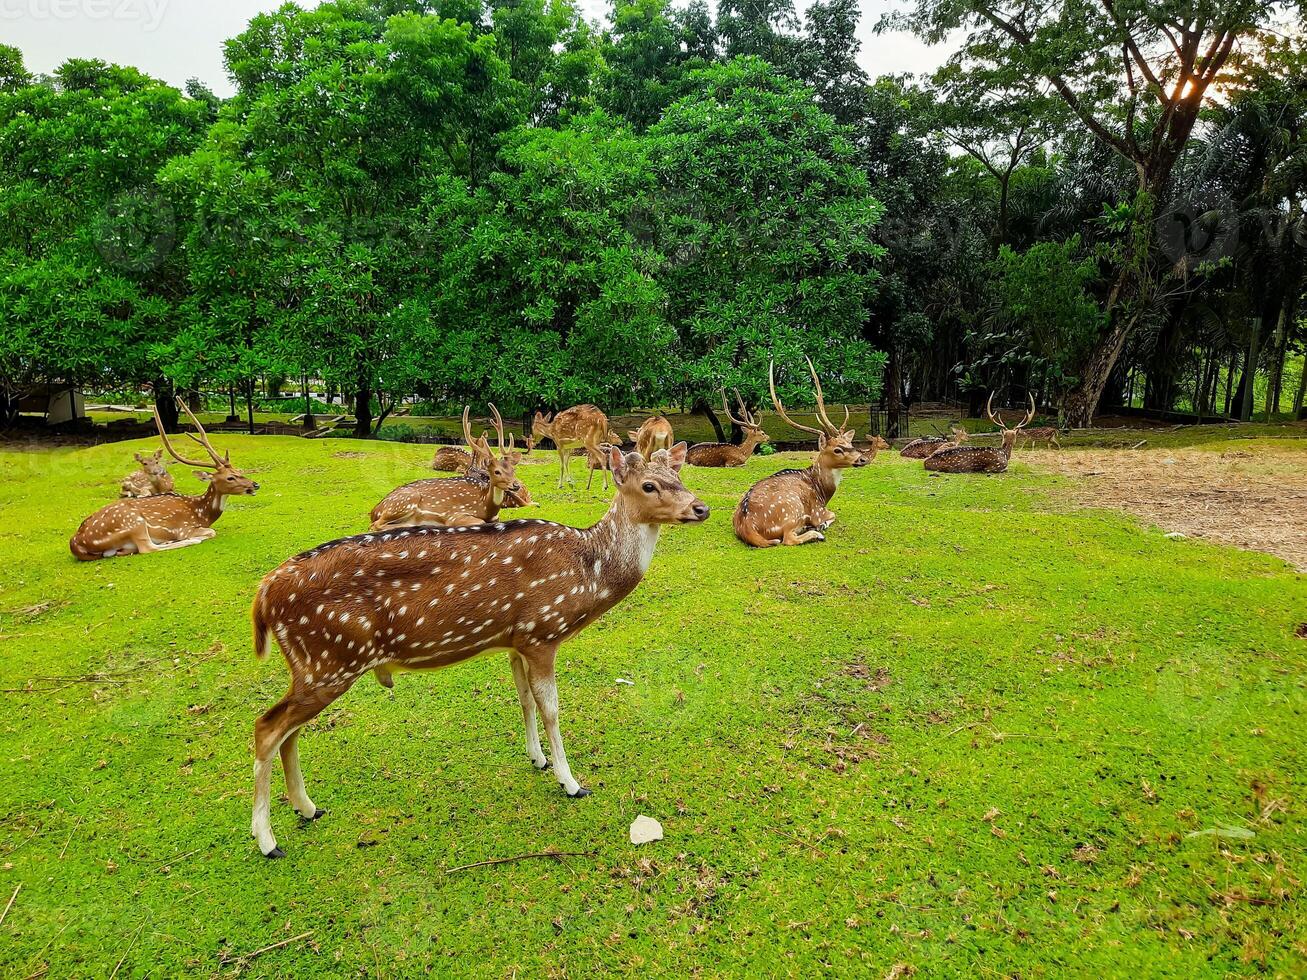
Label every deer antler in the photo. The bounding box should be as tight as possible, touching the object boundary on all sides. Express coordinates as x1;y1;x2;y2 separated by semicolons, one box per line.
488;403;514;453
1017;393;1036;430
804;357;847;436
176;397;228;466
721;389;749;429
153;399;217;469
733;389;758;428
769;361;826;437
985;392;1002;429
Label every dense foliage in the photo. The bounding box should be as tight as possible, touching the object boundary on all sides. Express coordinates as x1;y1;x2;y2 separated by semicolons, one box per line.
1;0;1305;433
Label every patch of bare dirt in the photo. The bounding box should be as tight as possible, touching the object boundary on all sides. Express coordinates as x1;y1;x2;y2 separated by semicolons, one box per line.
1026;444;1307;572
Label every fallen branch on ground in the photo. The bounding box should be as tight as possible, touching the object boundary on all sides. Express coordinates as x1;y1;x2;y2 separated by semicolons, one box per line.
445;850;593;874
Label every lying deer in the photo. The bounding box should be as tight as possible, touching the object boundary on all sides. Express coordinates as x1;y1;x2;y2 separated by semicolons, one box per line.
431;445;472;473
527;404;610;489
924;394;1033;474
70;400;258;560
686;391;770;467
461;406;536;511
628;416;674;460
119;449;174;497
370;406;524;530
899;426;969;460
249;443;709;857
733;361;878;547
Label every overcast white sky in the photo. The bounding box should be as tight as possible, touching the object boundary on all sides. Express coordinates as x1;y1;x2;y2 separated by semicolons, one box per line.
4;0;947;95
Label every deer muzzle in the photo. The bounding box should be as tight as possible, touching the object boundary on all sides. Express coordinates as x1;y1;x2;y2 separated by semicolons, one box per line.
679;500;710;524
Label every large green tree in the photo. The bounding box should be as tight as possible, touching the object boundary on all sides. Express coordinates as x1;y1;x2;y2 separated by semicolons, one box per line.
889;0;1305;425
0;57;210;426
650;57;886;422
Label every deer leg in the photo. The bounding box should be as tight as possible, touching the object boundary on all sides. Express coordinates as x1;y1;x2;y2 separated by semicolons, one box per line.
252;681;349;857
781;526;825;546
556;448;570;488
520;644;588;797
280;729;323;820
1051;432;1061;449
509;652;547;769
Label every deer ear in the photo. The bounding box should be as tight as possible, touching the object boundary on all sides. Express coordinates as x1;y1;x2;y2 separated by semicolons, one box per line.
153;449;163;460
627;430;639;441
609;445;631;484
665;441;687;473
194;470;213;483
818;433;828;449
134;452;146;463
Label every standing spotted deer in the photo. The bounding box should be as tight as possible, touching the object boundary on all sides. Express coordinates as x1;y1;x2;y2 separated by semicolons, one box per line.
924;395;1034;474
526;404;611;489
685;391;770;467
70;400;258;560
1015;425;1061;450
627;416;674;460
733;361;879;547
248;443;709;857
119;449;174;498
370;406;524;530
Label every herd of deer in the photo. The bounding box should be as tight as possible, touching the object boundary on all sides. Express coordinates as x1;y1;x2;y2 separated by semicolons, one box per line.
66;369;1059;857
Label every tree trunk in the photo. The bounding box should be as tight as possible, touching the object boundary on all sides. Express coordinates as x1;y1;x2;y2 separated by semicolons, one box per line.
1063;305;1137;427
354;375;374;438
1237;318;1263;422
1264;302;1288;419
885;347;903;439
246;381;256;436
1294;351;1307;417
693;398;725;442
153;378;179;434
301;372;315;429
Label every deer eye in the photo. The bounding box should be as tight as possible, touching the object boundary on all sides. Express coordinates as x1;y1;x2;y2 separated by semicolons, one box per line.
641;481;657;494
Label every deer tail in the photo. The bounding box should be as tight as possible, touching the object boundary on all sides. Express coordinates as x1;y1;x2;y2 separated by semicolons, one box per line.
251;589;273;659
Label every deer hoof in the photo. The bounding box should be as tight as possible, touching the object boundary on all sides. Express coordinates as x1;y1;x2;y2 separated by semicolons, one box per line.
263;846;286;859
532;758;551;770
566;786;592;799
299;807;326;820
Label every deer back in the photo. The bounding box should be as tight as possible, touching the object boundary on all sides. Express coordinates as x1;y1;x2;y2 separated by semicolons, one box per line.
370;477;497;530
685;442;749;467
550;405;608;445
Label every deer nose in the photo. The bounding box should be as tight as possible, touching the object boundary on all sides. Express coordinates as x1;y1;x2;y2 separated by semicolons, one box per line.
691;502;709;521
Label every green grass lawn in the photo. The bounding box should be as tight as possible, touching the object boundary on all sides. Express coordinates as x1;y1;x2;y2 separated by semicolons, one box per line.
1;437;1304;976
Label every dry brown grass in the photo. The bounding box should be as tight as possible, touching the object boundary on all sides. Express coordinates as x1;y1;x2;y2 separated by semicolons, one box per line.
1024;440;1307;571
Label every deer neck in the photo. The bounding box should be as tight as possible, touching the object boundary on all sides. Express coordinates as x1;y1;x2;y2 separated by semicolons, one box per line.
580;496;662;599
807;461;840;503
484;479;506;520
196;482;226;525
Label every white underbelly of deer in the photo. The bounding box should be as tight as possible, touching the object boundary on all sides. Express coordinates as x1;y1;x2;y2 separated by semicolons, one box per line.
248;444;708;857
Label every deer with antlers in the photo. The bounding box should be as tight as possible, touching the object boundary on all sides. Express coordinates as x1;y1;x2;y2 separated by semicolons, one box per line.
526;404;611;489
899;426;970;460
732;361;878;547
370;406;525;531
924;395;1033;474
686;391;771;467
248;443;708;857
70;400;258;561
119;449;175;498
627;416;674;460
